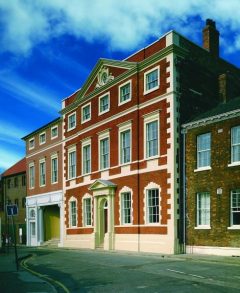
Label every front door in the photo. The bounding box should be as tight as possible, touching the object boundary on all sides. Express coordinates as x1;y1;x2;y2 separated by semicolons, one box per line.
30;221;36;245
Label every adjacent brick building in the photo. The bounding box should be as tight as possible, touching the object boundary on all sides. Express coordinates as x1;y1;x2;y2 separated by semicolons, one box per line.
183;96;240;256
0;158;27;244
22;118;64;246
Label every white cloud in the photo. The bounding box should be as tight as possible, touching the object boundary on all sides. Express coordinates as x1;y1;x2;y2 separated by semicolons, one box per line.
0;147;24;173
0;73;60;113
1;0;240;55
0;120;27;146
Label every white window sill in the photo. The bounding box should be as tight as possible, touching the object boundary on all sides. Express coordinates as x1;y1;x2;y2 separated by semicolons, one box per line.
51;136;58;140
29;147;35;150
67;226;78;230
119;162;131;167
144;85;159;95
194;166;211;172
228;162;240;167
228;226;240;230
83;225;93;228
67;177;76;182
145;155;159;161
81;118;91;124
194;226;211;230
51;181;58;185
99;109;110;116
118;98;131;106
68;126;76;131
82;172;91;177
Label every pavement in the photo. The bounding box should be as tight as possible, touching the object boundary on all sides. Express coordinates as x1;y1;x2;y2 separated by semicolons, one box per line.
0;246;56;293
1;246;240;293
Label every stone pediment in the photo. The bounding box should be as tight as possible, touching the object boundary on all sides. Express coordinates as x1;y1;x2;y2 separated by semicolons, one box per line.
89;179;117;191
77;59;136;100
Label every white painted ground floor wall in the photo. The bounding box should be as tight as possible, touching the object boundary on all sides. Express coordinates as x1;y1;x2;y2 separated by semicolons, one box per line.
186;245;240;256
26;190;63;247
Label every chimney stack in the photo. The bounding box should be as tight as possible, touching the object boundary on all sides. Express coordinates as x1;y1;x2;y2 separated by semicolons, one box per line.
202;19;219;57
219;73;229;103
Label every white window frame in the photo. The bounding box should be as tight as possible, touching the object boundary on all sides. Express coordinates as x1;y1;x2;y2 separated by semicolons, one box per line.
144;112;159;159
121;192;132;225
196;192;210;229
231;126;240;164
51;125;58;139
82;194;92;227
69;197;77;227
229;189;240;229
39;132;46;145
29;138;35;150
118;121;132;165
144;182;161;225
82;138;91;175
68;112;76;131
68;146;76;179
98;130;110;171
39;158;46;187
118;80;132;105
98;92;110;115
146;188;160;224
81;102;91;124
144;65;160;95
29;163;35;189
196;133;211;170
51;154;58;184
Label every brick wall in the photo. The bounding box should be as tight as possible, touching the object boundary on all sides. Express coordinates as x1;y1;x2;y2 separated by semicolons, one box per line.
186;116;240;248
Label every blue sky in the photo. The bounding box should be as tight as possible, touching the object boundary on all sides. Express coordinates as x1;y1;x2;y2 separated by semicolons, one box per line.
0;0;240;173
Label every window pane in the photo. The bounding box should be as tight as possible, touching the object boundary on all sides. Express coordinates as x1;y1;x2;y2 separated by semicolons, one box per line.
120;83;130;102
100;95;109;112
197;192;210;226
231;190;240;225
146;121;158;157
121;130;130;164
84;198;91;226
83;145;91;174
121;192;131;224
100;138;109;169
146;69;158;91
232;126;240;163
197;133;211;168
147;189;159;223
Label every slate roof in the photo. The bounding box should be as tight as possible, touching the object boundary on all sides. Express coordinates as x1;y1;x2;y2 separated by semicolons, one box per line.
1;158;26;177
191;96;240;122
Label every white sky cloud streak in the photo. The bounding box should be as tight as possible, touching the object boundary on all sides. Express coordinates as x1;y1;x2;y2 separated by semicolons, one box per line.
0;73;60;113
0;0;240;55
0;147;24;172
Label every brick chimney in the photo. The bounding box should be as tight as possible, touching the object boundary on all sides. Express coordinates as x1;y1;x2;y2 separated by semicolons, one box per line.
202;19;219;57
219;73;228;103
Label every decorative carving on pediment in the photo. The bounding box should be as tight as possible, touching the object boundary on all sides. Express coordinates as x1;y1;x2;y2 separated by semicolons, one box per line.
96;66;114;88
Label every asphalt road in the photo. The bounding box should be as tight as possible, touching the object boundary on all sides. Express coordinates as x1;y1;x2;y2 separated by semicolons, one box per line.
22;248;240;293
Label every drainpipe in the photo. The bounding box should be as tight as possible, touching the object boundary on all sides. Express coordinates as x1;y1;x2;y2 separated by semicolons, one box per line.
137;64;140;252
181;128;187;253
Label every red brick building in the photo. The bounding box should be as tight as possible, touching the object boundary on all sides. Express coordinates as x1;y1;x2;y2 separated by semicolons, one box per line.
23;118;63;246
183;96;240;256
60;20;240;253
23;19;240;254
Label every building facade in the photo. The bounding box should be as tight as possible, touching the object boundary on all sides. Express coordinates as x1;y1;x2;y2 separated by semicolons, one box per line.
60;20;240;254
183;97;240;256
0;158;27;244
23;118;64;246
23;19;240;254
